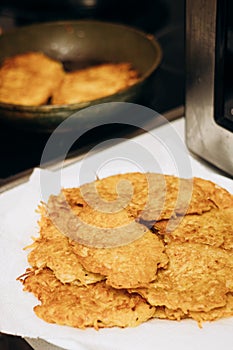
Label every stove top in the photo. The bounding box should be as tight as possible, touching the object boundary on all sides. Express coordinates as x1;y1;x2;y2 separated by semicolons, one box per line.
0;0;185;184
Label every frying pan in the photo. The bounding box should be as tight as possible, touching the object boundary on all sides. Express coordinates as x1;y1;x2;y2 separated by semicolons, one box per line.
0;20;162;132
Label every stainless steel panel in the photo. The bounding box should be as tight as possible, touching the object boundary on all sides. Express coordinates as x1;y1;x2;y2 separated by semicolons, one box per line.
185;0;233;176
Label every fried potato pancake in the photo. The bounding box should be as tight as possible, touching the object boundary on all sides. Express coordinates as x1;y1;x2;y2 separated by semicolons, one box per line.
93;172;233;221
17;172;233;329
155;208;233;249
51;188;144;247
0;52;64;105
71;229;168;289
154;293;233;324
51;62;139;105
20;268;155;329
27;204;104;285
193;177;233;209
189;293;233;323
33;201;168;288
62;183;135;220
27;237;104;285
134;242;233;313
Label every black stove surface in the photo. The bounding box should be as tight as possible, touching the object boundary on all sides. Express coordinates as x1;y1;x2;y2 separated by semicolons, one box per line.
0;0;185;184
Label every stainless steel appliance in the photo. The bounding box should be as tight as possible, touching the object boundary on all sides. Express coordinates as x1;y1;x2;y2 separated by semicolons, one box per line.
185;0;233;176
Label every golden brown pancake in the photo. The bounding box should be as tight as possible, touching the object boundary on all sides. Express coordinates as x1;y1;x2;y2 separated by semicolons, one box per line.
154;293;233;324
155;208;233;249
30;199;168;289
52;62;139;104
20;267;155;329
193;176;233;209
26;204;104;285
27;236;104;285
133;241;233;313
48;186;149;248
42;194;168;288
0;52;64;106
17;172;233;329
93;172;233;221
189;293;233;324
71;229;168;289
